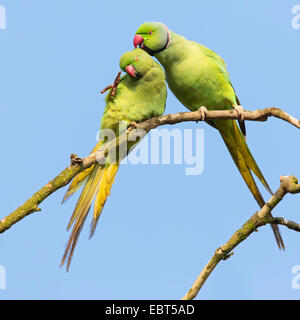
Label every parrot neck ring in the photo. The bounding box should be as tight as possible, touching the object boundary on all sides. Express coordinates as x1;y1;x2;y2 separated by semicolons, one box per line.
134;28;170;56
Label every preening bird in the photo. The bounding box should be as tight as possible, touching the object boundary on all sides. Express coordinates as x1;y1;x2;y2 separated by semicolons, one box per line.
133;22;284;249
61;48;167;270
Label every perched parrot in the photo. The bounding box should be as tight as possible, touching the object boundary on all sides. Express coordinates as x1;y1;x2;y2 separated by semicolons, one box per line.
133;22;284;249
60;48;167;270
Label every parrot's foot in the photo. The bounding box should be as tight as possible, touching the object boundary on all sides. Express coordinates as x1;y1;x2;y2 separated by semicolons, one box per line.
234;105;245;121
100;71;122;98
70;153;83;166
234;105;247;138
129;121;139;129
198;106;208;121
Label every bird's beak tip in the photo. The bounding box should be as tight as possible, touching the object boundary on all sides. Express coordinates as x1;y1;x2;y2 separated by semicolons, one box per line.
134;34;144;48
125;65;138;78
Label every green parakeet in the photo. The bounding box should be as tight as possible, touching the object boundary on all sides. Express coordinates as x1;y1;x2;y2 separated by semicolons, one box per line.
60;48;167;270
133;22;284;249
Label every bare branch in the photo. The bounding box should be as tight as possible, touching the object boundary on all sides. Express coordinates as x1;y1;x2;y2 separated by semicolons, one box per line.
272;217;300;232
182;175;300;300
0;106;299;234
136;106;300;131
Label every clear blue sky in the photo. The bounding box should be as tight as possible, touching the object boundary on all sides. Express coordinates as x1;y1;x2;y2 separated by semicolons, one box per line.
0;0;299;299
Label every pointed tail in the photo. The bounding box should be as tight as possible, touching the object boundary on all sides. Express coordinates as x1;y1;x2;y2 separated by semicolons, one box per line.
60;162;119;271
219;120;284;250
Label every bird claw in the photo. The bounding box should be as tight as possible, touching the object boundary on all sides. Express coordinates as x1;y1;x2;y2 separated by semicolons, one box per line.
234;105;245;121
70;153;83;165
100;71;122;98
198;106;208;121
129;121;139;129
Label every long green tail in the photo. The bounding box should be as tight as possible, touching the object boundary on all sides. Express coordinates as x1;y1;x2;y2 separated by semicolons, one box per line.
219;120;284;250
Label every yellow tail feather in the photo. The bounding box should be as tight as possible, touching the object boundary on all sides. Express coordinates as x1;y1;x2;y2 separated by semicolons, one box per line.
90;163;119;238
220;120;284;250
60;162;120;271
61;166;95;203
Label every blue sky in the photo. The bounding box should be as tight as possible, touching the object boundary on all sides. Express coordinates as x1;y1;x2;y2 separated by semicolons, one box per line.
0;0;299;299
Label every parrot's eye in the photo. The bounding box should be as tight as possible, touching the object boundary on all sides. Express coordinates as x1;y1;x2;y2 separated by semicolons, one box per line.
148;31;153;35
135;56;139;62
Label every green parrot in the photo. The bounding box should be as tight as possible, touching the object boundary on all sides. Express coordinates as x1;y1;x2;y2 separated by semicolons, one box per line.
133;22;284;249
60;48;167;270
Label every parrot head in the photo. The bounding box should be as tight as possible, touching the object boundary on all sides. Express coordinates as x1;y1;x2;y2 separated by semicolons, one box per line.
119;48;154;79
133;22;170;56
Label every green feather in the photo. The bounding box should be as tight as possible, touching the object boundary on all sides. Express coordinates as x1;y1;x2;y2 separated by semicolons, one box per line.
60;48;167;270
135;22;284;249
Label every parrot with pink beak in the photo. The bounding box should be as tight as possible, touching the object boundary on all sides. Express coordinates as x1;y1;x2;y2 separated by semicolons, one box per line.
133;22;284;249
60;48;167;270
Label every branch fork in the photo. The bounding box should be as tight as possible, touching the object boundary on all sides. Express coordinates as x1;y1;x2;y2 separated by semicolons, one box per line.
182;175;300;300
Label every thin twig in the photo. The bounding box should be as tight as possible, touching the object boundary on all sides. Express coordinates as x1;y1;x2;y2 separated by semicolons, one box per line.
182;175;300;300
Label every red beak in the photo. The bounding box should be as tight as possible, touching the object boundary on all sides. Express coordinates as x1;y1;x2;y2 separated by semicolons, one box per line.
125;65;137;78
133;34;144;48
